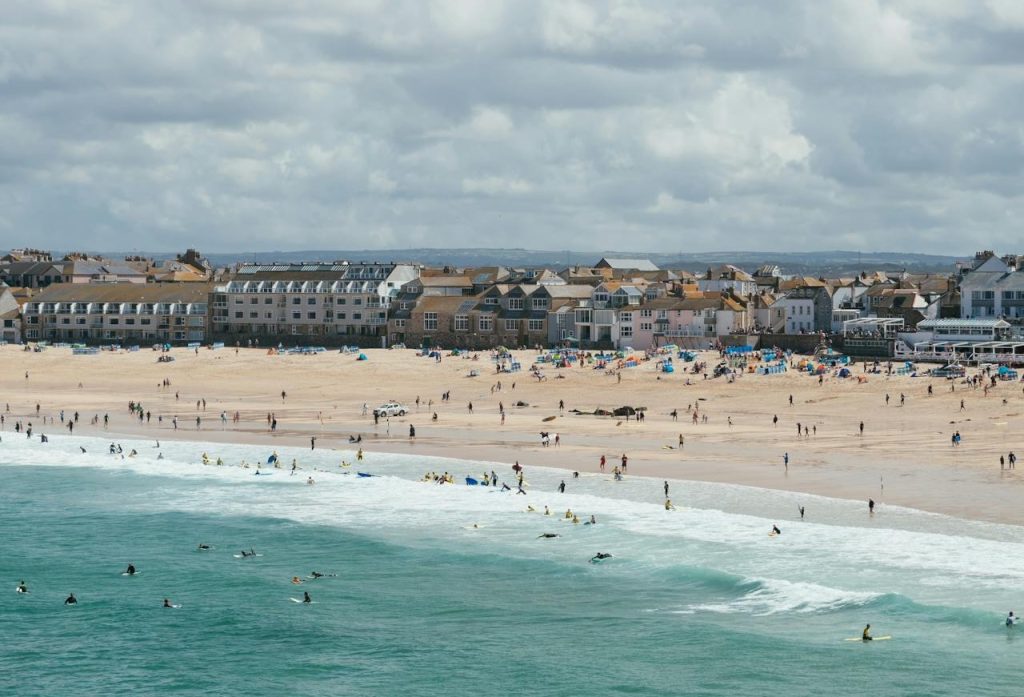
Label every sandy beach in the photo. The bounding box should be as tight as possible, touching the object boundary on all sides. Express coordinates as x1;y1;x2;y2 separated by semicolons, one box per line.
2;344;1022;524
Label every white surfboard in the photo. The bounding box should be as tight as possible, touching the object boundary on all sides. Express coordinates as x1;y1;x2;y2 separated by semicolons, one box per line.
289;597;314;604
844;636;892;642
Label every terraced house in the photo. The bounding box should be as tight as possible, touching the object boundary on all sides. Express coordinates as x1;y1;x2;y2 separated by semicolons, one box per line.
22;283;211;344
210;262;418;344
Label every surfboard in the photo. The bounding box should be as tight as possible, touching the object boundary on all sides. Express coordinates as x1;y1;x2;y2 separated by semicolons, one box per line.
165;604;182;609
844;636;892;641
289;598;314;604
16;587;28;593
542;415;557;422
233;553;263;558
121;571;141;576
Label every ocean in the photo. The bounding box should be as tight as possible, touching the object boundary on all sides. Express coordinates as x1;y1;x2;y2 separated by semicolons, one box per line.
1;434;1021;696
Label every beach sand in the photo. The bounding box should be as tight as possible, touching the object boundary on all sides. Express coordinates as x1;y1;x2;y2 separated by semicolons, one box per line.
2;345;1022;524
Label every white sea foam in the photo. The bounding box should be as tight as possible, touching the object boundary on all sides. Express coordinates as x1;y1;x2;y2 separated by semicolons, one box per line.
3;432;1024;615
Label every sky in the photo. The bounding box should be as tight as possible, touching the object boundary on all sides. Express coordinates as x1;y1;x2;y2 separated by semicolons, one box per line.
2;0;1023;255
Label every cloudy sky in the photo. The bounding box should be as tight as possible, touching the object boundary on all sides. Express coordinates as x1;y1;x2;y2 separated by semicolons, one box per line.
2;1;1023;254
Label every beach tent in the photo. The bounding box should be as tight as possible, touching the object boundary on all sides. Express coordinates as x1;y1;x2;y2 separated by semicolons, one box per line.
357;353;368;361
838;367;851;378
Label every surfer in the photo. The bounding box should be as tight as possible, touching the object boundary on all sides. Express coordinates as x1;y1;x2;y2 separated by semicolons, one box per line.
64;593;77;605
303;591;312;604
1007;611;1017;627
125;563;136;576
664;499;675;510
771;525;782;535
537;533;560;539
862;624;873;641
590;552;612;563
197;543;211;550
292;576;303;585
163;598;173;608
16;580;28;593
310;571;335;579
586;515;597;525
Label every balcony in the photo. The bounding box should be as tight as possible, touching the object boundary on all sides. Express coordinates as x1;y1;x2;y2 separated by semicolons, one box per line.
366;317;388;326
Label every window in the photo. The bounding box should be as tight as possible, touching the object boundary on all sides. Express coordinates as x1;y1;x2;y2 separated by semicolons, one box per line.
478;315;493;331
250;312;258;318
264;298;273;304
640;309;652;318
424;312;438;330
77;317;87;325
620;312;632;322
503;319;518;332
265;312;273;319
338;312;346;320
292;297;301;305
234;298;243;304
250;297;258;304
639;323;652;331
292;311;301;320
353;313;362;320
620;325;633;338
531;297;548;310
307;298;316;305
594;293;609;303
338;298;346;305
454;315;469;331
235;312;244;319
353;298;362;305
485;297;498;305
508;298;523;310
528;319;544;332
395;319;406;328
109;318;119;325
307;312;316;319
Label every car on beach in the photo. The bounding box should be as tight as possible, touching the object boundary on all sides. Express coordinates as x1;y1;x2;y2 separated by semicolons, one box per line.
373;402;407;417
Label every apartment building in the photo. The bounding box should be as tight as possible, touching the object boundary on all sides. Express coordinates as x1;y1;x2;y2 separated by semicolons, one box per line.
210;262;418;343
22;283;211;344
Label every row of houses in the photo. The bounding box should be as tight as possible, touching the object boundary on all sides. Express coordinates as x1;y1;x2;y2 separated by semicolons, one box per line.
2;250;1019;351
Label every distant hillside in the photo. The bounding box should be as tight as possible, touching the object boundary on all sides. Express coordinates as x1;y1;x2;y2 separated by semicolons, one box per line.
27;248;964;275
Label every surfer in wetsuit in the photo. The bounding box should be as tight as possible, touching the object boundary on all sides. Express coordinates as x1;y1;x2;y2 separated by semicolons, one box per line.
303;591;312;604
197;544;211;550
16;580;28;593
537;533;559;539
125;563;136;576
862;624;872;641
1007;611;1017;627
590;553;612;562
771;525;782;535
64;593;77;605
163;598;173;608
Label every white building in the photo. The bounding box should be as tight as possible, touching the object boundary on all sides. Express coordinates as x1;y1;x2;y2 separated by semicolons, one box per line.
211;262;418;342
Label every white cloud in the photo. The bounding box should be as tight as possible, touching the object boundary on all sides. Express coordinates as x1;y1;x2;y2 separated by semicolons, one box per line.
1;1;1022;253
462;176;533;196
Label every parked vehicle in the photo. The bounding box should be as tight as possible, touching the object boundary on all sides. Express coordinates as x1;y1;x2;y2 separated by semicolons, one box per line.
373;402;407;417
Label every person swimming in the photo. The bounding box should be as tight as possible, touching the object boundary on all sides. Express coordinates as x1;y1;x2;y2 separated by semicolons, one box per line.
303;591;312;604
590;552;613;563
537;533;560;539
292;576;303;585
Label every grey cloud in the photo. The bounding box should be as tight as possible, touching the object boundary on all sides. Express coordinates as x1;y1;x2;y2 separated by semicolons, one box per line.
2;0;1024;254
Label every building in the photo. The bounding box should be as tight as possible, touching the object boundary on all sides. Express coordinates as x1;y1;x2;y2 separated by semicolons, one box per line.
595;258;660;272
62;259;148;284
0;261;65;289
22;283;211;344
0;285;20;343
211;262;418;344
698;265;757;296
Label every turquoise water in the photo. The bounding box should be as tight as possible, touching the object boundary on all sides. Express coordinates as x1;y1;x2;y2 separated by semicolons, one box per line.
2;435;1023;696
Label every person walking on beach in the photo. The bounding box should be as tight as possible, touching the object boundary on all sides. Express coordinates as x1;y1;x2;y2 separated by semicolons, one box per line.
311;436;316;450
859;421;864;436
621;454;628;473
783;452;789;470
599;455;606;472
409;425;415;438
664;481;669;497
960;399;965;412
868;498;875;514
558;480;566;493
799;506;805;519
1010;452;1017;469
773;414;778;427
